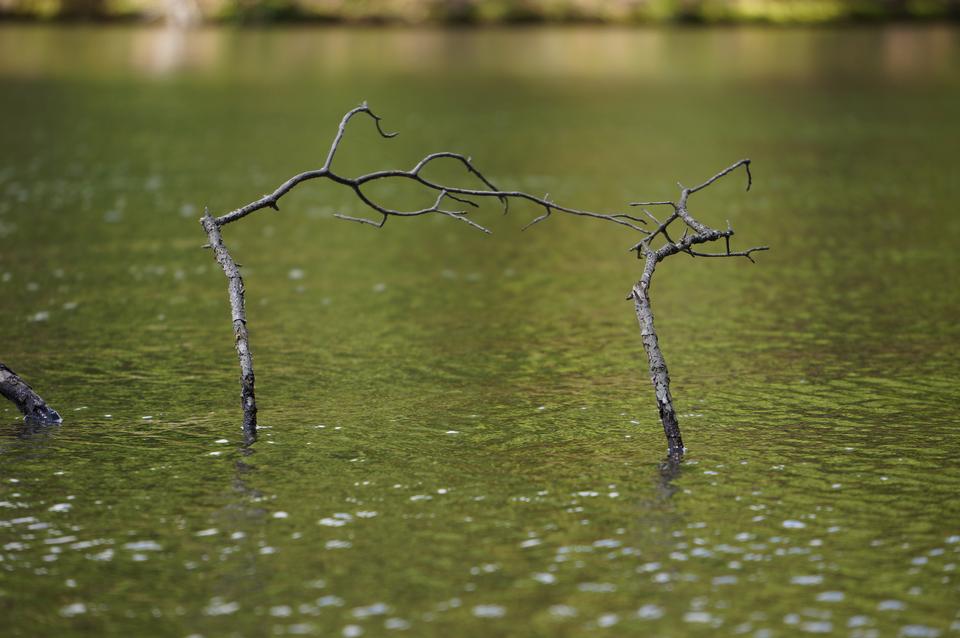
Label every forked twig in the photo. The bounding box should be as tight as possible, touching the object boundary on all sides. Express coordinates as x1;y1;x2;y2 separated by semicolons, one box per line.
201;103;631;442
530;159;768;460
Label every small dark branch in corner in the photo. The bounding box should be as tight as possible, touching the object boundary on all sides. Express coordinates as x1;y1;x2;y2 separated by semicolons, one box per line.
0;362;62;425
532;159;768;460
201;102;624;441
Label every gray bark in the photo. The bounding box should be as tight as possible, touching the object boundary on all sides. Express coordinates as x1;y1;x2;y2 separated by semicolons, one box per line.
632;258;683;459
201;213;257;443
0;362;62;424
624;160;767;459
201;103;635;439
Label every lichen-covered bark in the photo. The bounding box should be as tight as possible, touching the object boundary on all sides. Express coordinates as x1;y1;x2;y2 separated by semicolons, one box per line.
0;362;62;424
201;213;257;443
632;259;683;459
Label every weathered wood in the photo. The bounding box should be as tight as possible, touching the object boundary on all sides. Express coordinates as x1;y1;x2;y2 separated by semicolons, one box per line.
624;160;768;459
632;259;683;458
202;103;627;440
201;213;257;443
0;362;62;424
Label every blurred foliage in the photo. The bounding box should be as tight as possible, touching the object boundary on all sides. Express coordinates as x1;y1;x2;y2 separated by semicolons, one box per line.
1;0;958;23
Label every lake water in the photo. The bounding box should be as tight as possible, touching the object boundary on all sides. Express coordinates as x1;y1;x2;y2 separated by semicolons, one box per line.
1;24;959;637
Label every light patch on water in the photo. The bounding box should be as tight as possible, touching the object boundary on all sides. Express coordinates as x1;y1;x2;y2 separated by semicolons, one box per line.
48;503;72;513
204;598;239;616
532;572;556;584
87;548;114;561
636;604;664;620
816;591;845;602
317;595;344;607
684;611;714;624
325;540;352;550
791;575;823;585
577;582;616;593
878;600;906;611
44;535;77;545
712;575;738;585
287;624;316;635
124;540;162;551
783;520;806;529
472;605;506;618
195;528;218;537
59;602;86;617
549;605;578;618
596;613;619;628
593;539;621;549
342;625;363;637
353;603;390;618
384;618;410;630
801;621;833;633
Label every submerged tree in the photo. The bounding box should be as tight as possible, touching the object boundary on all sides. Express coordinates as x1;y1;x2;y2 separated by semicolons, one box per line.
527;159;767;459
628;161;768;459
0;362;62;424
201;102;639;444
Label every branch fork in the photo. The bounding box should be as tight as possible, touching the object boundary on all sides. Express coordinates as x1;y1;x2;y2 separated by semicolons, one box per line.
201;103;626;442
529;158;768;460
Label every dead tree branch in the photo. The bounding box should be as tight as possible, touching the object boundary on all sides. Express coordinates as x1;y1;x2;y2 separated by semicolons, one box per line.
0;362;62;424
531;159;768;460
202;102;631;443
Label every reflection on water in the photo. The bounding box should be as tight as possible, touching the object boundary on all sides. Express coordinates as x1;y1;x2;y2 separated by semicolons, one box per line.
1;23;959;638
0;24;958;83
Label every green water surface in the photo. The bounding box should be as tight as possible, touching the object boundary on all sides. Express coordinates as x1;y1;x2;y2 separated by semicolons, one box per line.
1;24;959;637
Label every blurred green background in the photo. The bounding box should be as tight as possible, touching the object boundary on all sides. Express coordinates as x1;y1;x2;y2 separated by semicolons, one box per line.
2;0;959;23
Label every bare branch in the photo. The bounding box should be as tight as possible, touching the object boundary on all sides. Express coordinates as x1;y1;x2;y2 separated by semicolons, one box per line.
521;207;552;231
334;213;386;228
686;159;752;196
629;201;677;209
685;245;770;262
322;101;397;171
0;362;61;425
547;158;767;461
203;103;639;440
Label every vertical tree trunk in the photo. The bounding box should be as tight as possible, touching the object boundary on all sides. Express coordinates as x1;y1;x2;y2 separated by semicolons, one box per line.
201;213;257;443
632;256;684;460
0;362;62;424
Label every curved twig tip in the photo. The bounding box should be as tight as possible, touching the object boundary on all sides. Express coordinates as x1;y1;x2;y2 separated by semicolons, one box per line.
361;102;399;139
